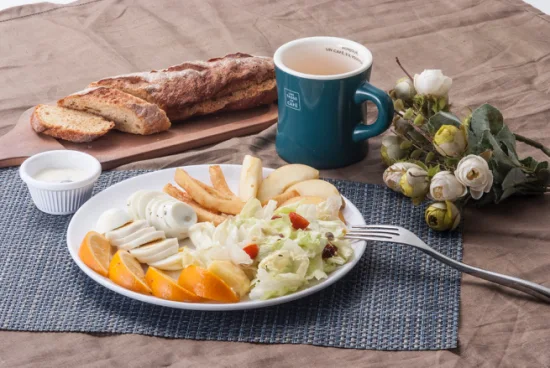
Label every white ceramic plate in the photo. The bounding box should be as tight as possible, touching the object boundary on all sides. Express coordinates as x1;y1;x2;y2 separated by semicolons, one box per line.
67;165;367;311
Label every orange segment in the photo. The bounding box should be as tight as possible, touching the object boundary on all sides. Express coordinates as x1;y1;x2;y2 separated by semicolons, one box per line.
108;250;152;295
78;231;111;277
178;265;239;303
145;267;202;302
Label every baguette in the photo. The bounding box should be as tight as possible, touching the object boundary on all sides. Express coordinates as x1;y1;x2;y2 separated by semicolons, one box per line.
89;53;277;121
58;87;171;135
30;104;114;143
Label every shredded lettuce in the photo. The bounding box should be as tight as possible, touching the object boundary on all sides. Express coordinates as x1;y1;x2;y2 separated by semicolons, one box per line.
187;197;353;300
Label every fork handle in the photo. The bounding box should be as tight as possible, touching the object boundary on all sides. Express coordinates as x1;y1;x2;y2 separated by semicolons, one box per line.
418;247;550;303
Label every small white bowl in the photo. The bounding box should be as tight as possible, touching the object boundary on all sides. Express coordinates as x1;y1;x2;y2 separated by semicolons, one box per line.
19;150;102;215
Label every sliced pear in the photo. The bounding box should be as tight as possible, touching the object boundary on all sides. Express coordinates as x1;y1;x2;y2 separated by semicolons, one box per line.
257;164;319;203
239;155;263;201
208;260;251;297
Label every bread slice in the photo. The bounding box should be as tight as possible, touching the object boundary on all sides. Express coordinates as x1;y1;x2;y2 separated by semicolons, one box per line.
58;87;171;135
30;104;115;143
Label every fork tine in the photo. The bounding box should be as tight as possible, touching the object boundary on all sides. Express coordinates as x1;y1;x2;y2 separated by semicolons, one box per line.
351;224;400;231
344;235;394;241
347;230;399;237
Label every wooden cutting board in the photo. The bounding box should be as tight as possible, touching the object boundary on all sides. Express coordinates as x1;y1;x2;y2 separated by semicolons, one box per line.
0;104;278;170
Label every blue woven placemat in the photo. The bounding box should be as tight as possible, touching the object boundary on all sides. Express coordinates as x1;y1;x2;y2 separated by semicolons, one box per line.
0;168;461;350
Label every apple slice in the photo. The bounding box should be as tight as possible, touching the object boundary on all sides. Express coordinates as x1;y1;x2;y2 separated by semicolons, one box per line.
279;196;346;223
239;155;263;201
284;180;339;198
257;164;319;203
284;179;344;208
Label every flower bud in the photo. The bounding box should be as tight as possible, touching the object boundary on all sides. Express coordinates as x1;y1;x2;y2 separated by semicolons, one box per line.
403;108;414;120
393;117;412;135
399;140;412;150
454;154;494;199
393;99;405;112
413;69;452;97
399;166;429;199
429;171;467;201
433;125;467;157
395;77;416;101
383;162;422;193
413;114;425;126
425;201;461;231
380;135;408;166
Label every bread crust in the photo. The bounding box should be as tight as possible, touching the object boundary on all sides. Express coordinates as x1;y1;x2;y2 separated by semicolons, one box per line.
89;53;277;121
58;87;171;135
30;104;114;143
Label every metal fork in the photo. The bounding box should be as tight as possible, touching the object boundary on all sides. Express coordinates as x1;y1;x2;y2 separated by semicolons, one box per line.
346;225;550;303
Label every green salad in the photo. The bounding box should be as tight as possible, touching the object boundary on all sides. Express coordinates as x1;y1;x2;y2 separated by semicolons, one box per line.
184;196;352;300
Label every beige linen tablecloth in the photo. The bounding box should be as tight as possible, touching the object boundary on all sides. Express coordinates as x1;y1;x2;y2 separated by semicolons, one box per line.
1;0;550;366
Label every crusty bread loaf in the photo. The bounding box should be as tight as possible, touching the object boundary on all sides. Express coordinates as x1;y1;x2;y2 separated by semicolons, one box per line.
89;53;277;121
30;104;115;143
58;87;171;135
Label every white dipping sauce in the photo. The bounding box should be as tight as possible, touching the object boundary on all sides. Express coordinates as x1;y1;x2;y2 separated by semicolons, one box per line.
33;168;89;183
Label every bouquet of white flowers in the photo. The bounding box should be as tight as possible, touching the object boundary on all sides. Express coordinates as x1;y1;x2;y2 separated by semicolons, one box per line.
382;59;550;231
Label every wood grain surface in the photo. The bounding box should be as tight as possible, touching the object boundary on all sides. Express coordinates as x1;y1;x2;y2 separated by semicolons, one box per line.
0;103;278;170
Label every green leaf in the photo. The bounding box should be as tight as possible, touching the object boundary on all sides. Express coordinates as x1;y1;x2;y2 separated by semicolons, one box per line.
520;156;538;171
499;168;528;202
427;112;462;134
427;165;440;178
410;149;422;159
438;97;447;111
468;104;521;167
408;160;428;171
444;157;460;168
413;94;425;109
425;151;435;163
537;168;550;184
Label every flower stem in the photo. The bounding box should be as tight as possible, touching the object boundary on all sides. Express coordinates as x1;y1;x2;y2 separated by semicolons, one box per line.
514;133;550;158
395;57;414;81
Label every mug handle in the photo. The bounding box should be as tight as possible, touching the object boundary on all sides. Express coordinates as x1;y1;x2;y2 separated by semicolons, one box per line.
352;81;394;142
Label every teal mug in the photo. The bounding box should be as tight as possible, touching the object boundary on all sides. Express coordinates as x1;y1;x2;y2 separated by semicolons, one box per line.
274;37;394;169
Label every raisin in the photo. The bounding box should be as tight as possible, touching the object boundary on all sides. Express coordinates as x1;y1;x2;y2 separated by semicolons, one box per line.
322;243;338;259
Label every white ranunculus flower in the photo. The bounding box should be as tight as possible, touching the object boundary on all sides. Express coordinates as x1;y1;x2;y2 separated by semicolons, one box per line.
383;162;422;193
399;167;429;199
380;135;408;166
394;77;416;101
433;125;467;157
455;155;494;200
413;69;452;97
429;171;467;201
425;201;461;231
